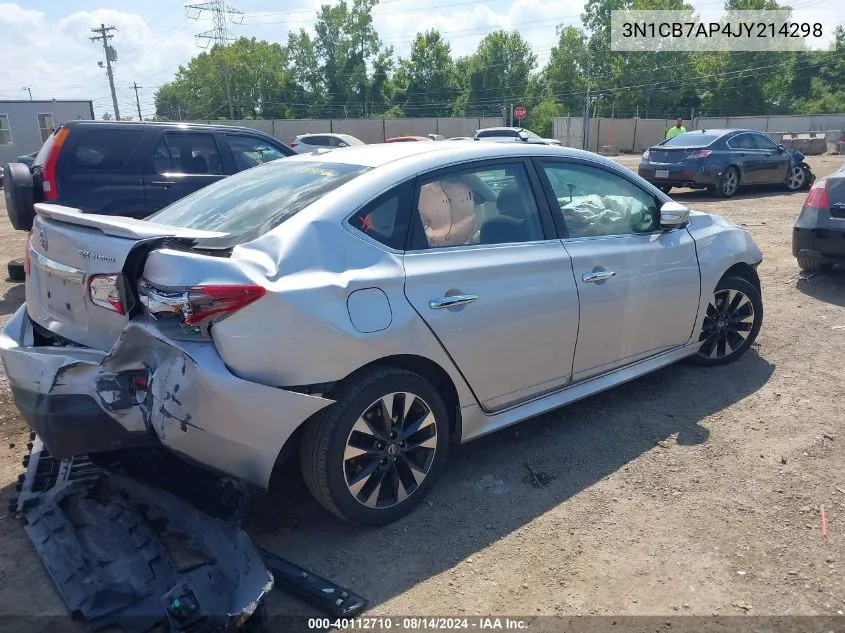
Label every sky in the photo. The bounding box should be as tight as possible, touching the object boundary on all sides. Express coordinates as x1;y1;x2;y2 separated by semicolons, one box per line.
0;0;840;120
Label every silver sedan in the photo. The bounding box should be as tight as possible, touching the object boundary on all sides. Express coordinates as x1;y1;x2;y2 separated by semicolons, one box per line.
0;141;764;525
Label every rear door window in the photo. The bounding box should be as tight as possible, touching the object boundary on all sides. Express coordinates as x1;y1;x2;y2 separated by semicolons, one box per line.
58;127;145;172
153;132;223;175
226;134;290;171
728;133;756;150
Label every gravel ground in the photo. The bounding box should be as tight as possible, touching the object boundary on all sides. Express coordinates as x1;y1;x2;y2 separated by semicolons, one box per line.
0;155;843;626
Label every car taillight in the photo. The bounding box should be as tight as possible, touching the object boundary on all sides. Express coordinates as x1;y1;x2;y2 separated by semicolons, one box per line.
88;274;127;314
804;178;829;209
642;150;650;159
290;141;297;148
138;280;266;338
24;233;32;276
42;128;70;201
687;149;712;158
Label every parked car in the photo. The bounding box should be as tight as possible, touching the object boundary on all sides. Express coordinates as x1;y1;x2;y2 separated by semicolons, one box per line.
291;133;365;153
793;163;845;272
448;136;473;141
385;136;433;142
427;134;446;141
473;127;562;146
638;128;815;198
0;142;764;527
2;120;295;232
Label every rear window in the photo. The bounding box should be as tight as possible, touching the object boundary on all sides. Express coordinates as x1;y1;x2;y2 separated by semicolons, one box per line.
662;132;722;147
146;160;371;242
58;128;145;172
476;129;517;138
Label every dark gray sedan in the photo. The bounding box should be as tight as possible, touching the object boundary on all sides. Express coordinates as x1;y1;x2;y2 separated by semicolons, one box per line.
638;128;814;198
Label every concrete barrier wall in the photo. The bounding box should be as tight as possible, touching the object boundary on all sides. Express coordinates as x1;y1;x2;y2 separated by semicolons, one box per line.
553;113;845;153
186;117;506;144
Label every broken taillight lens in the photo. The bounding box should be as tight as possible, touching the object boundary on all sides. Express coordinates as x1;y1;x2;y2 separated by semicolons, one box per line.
138;280;266;337
88;274;126;314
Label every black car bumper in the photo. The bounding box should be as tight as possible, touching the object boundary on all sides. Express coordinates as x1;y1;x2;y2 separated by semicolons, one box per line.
638;164;718;189
793;206;845;263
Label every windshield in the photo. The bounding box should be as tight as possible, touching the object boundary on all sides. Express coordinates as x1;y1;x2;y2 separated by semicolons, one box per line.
662;132;721;147
147;160;371;240
477;129;516;138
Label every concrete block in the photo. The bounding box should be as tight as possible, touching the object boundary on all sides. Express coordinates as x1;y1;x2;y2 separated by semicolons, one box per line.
826;130;844;143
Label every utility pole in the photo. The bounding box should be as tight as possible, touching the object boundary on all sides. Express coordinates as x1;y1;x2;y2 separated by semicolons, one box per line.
21;86;32;100
91;24;120;121
132;82;143;120
187;0;243;120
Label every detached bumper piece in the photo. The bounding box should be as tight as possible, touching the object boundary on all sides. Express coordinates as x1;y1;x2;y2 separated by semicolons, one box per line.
10;436;273;633
10;437;370;632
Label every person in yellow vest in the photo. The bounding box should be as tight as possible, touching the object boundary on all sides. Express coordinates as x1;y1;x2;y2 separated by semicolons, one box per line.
666;118;687;140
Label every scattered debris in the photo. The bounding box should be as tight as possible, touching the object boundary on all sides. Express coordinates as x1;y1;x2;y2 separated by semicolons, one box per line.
656;439;672;449
781;457;788;465
732;601;752;611
823;433;836;441
736;570;747;575
821;505;828;537
523;461;555;488
740;222;766;226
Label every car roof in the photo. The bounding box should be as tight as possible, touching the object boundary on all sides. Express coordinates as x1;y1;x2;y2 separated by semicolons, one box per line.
281;139;609;169
62;119;278;137
476;127;522;132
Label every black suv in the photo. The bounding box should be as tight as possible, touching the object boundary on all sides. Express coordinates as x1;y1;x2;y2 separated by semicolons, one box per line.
3;120;295;232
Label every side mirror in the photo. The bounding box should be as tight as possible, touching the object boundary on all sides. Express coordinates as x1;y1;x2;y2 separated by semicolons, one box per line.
777;144;785;152
517;130;529;141
659;201;690;229
338;142;348;147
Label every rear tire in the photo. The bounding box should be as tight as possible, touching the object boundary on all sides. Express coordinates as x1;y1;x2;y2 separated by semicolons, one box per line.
300;367;450;526
797;258;833;273
714;167;740;198
688;275;763;367
7;257;25;282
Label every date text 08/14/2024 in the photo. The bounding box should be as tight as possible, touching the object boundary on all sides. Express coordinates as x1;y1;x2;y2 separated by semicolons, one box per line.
308;618;530;630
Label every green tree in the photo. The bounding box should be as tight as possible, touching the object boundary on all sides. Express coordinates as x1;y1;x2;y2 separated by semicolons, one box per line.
463;31;537;116
393;30;457;117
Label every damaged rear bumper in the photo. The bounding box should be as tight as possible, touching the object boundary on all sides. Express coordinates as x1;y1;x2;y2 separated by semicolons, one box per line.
0;305;334;489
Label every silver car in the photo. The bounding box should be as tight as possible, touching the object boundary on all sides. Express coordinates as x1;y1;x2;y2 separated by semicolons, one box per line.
0;142;764;526
291;133;365;153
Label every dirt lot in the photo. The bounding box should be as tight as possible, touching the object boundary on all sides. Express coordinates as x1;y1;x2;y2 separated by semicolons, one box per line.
0;156;843;624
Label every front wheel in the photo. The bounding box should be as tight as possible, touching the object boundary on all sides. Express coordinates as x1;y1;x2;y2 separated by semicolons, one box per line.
786;164;809;192
688;276;763;366
300;368;450;525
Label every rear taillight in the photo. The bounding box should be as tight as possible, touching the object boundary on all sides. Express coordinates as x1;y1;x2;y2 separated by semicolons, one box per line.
139;280;266;338
24;233;32;276
642;150;650;160
687;149;712;158
88;274;127;314
804;178;829;209
42;128;69;201
290;141;297;148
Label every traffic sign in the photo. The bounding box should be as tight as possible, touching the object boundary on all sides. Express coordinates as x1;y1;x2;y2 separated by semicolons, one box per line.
514;106;527;121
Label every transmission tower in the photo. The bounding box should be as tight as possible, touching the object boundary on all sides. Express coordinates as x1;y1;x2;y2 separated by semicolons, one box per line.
186;0;243;119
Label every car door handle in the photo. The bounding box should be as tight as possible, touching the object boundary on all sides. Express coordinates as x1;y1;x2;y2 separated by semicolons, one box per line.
149;180;174;188
582;271;616;283
429;294;478;309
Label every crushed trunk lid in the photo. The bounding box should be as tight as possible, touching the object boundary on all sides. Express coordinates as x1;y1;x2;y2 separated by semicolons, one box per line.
27;203;226;351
